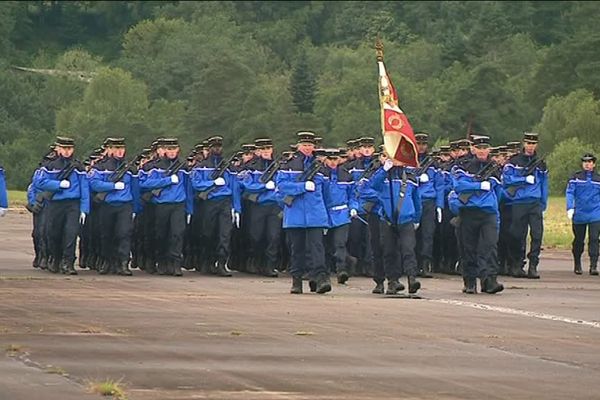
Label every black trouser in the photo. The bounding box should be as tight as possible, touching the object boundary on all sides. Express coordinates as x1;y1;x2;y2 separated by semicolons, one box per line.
287;228;326;279
348;214;372;275
142;203;157;271
510;202;544;267
497;204;512;273
154;202;186;265
459;208;498;280
440;205;459;272
47;199;80;264
417;199;436;266
249;202;282;269
324;224;350;273
32;207;50;262
98;202;133;264
572;222;600;264
379;221;418;281
202;198;233;264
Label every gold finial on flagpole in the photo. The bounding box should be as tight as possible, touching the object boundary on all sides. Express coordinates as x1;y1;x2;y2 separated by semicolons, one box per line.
375;36;384;61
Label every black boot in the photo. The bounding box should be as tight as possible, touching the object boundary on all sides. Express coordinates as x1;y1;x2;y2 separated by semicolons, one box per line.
49;258;60;274
173;261;183;277
574;257;583;275
117;261;133;276
527;263;540;279
408;276;421;294
590;260;599;276
214;260;232;277
62;260;77;276
345;255;358;276
421;260;433;278
482;276;504;294
372;282;384;294
261;264;278;278
290;277;303;294
462;277;477;294
98;259;110;275
308;280;317;292
510;262;527;278
32;255;40;269
39;256;48;270
316;274;332;294
337;270;349;284
385;279;405;295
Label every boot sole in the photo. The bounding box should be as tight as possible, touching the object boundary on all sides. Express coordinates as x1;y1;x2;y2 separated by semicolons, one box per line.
316;283;332;294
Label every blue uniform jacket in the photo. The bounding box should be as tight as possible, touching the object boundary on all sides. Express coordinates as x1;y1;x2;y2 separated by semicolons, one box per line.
370;166;422;225
349;157;380;215
138;157;193;215
452;158;501;215
240;157;279;206
36;157;90;214
0;166;8;208
413;154;445;209
190;155;241;213
502;152;549;210
566;170;600;224
322;166;357;228
275;153;328;229
88;156;137;207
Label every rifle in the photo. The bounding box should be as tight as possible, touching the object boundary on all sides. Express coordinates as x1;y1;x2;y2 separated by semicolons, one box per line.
94;153;144;202
197;153;239;201
505;156;545;197
415;156;435;176
141;158;186;202
357;159;382;181
34;161;77;205
282;159;323;206
244;155;285;203
458;161;500;204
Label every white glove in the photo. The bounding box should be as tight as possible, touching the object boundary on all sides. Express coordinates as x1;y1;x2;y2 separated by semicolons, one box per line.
114;182;125;190
0;208;7;217
525;175;535;185
480;181;491;191
419;173;429;183
132;213;136;221
436;207;442;223
383;159;394;171
170;174;179;184
567;209;574;220
414;223;420;230
265;180;276;190
186;214;192;225
214;177;226;186
59;180;70;189
231;209;240;228
305;181;315;192
350;209;358;218
79;212;87;225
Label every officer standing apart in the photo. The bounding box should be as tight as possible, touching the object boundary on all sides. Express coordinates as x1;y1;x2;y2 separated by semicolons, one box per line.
566;153;600;276
88;138;136;276
502;132;548;279
452;136;504;294
0;162;7;218
36;136;89;275
277;132;330;294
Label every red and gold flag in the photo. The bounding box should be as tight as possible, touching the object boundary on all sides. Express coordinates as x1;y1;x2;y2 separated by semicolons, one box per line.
376;42;418;167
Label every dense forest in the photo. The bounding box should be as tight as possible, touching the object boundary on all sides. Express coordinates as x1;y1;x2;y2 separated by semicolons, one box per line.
1;1;599;190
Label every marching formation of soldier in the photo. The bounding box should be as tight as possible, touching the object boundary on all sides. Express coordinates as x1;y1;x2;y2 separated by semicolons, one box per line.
11;128;596;296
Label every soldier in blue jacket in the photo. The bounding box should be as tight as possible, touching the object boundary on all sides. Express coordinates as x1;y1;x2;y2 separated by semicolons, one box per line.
566;153;600;276
502;132;548;279
369;157;422;295
0;163;7;218
36;136;90;275
88;138;137;276
139;138;193;276
240;138;282;277
190;136;241;277
276;132;330;294
322;148;357;284
452;135;504;294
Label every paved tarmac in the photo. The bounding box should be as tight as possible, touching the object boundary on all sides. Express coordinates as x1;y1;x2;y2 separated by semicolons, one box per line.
1;211;599;400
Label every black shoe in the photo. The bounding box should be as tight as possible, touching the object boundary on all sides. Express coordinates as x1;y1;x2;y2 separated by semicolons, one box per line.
316;275;332;294
421;260;433;278
510;264;527;278
482;276;504;294
39;257;48;270
337;270;349;284
173;263;183;277
117;261;133;276
308;280;317;293
408;276;421;294
32;255;40;269
527;264;540;279
462;277;477;294
574;259;583;275
262;267;278;278
372;282;384;294
345;255;358;276
214;260;232;277
590;264;599;276
62;260;78;276
385;279;405;295
290;277;303;294
48;259;60;274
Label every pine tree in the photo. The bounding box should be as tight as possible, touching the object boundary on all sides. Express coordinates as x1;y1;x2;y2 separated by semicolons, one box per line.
290;55;316;114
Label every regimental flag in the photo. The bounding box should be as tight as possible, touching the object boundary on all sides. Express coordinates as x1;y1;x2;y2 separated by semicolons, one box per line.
376;45;418;167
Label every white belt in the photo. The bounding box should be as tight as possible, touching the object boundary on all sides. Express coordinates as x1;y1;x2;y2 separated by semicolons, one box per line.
330;205;348;211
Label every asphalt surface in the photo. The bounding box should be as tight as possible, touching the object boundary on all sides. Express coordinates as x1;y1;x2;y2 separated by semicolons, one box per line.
1;211;599;400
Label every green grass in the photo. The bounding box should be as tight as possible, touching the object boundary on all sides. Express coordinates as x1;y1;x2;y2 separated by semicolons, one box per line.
4;191;572;248
86;379;127;399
